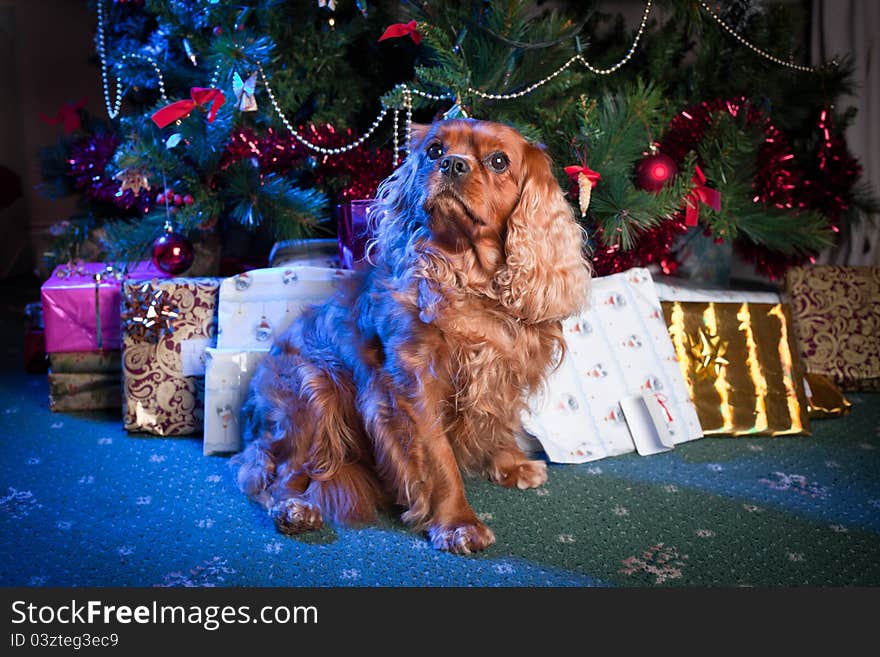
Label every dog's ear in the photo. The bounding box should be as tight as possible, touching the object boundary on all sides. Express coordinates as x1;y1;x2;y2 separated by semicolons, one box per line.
493;143;591;323
407;123;431;151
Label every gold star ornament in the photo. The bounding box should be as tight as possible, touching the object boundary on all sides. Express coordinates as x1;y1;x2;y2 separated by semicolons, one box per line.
114;168;151;196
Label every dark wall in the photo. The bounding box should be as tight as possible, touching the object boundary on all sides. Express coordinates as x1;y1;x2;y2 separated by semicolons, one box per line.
0;0;103;279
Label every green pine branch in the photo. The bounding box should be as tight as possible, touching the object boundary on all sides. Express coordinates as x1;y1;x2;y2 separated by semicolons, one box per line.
695;111;833;254
223;161;328;242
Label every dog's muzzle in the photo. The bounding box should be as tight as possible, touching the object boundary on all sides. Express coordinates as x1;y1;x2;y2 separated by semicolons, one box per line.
439;155;470;179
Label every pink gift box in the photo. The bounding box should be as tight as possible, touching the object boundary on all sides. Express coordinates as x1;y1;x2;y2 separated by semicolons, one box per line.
41;261;172;353
336;199;373;269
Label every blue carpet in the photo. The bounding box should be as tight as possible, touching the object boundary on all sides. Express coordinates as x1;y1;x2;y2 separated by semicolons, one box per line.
2;313;879;587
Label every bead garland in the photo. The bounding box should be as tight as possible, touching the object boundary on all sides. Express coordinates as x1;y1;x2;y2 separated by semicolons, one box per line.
98;0;169;119
403;86;413;156
697;0;832;72
257;63;391;157
467;0;651;102
96;0;121;118
98;0;836;159
392;105;400;165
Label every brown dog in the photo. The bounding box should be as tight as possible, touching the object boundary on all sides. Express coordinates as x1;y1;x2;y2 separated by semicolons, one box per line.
234;119;591;553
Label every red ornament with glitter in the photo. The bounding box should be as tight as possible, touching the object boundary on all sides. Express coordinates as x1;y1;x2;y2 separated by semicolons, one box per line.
152;224;195;275
635;151;677;192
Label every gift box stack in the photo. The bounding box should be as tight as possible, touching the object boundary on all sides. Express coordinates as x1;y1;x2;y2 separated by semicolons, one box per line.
40;261;171;412
203;264;353;455
36;231;875;465
118;241;349;439
520;263;872;463
37;244;354;447
199;229;875;461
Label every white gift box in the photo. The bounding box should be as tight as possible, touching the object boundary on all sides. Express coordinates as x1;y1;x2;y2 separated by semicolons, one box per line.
652;276;781;303
521;268;704;464
216;265;353;351
203;348;269;455
268;238;341;269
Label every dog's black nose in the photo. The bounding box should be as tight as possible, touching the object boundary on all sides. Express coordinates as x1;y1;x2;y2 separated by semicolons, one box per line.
439;155;470;178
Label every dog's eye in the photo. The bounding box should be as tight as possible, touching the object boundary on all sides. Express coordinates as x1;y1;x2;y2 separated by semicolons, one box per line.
487;152;509;173
426;142;444;160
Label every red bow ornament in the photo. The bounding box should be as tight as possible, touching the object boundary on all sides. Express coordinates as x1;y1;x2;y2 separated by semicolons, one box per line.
684;165;721;226
378;20;421;45
564;164;601;216
151;88;226;129
40;98;87;134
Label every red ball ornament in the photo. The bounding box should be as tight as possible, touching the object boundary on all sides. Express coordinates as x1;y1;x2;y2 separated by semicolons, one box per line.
152;229;194;275
635;152;677;192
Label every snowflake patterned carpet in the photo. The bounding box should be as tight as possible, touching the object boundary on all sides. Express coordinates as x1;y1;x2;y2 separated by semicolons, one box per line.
1;319;879;587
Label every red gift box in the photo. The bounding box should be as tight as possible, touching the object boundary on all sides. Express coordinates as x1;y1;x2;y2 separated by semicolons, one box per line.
41;261;172;354
23;301;47;373
24;329;47;374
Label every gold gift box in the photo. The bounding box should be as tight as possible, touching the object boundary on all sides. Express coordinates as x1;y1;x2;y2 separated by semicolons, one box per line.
805;372;851;419
662;301;811;436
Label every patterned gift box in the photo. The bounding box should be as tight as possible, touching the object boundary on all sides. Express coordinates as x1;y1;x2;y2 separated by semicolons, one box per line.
203;348;269;455
49;350;121;374
48;372;121;412
216;265;353;351
522;268;704;464
662;300;811;436
784;265;880;391
41;261;172;353
122;278;220;436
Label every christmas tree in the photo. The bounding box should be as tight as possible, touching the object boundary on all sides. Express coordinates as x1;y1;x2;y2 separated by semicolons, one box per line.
384;0;873;278
40;0;404;274
39;0;874;280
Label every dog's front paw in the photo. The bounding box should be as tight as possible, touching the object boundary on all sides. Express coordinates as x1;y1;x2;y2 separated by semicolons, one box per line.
270;499;323;535
495;459;547;490
427;520;495;554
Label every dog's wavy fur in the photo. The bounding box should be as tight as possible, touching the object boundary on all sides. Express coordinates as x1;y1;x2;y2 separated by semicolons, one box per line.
233;119;591;553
